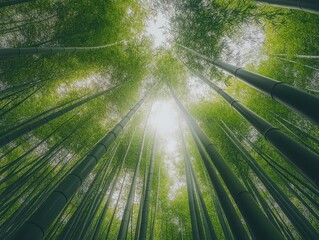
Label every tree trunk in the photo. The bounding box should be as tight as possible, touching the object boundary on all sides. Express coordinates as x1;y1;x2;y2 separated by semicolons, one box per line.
276;56;319;71
150;167;160;240
189;160;218;240
255;0;319;14
105;171;127;239
273;54;319;60
134;165;148;240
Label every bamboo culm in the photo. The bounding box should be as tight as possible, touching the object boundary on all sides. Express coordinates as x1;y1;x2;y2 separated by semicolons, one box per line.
189;68;319;187
150;167;160;240
0;0;31;8
189;160;218;240
11;91;150;240
180;125;201;240
105;171;127;239
139;130;158;240
188;121;249;239
0;85;119;148
177;45;319;124
220;122;319;239
92;131;135;240
170;85;284;240
117;105;152;240
254;0;319;14
198;160;233;240
0;40;126;57
134;165;148;240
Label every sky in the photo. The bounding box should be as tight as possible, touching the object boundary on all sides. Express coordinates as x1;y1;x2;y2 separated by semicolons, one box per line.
145;12;169;48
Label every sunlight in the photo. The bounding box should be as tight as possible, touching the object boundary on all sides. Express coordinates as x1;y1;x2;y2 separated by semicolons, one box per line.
150;100;178;136
149;100;186;200
145;12;169;48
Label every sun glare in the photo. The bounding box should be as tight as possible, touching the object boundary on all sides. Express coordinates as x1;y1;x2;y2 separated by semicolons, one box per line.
145;12;169;48
149;100;185;200
150;100;178;136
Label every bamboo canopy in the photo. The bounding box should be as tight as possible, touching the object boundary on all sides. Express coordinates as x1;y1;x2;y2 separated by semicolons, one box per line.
1;1;319;240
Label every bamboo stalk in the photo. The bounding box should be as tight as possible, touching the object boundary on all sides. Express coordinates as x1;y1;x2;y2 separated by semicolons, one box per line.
11;91;151;240
187;67;319;187
0;40;126;57
177;44;319;124
255;0;319;14
170;85;284;240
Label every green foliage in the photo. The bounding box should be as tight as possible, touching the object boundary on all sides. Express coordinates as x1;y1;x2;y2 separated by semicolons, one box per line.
1;1;319;240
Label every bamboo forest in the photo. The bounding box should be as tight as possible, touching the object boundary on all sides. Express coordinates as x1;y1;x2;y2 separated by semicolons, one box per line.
0;0;319;239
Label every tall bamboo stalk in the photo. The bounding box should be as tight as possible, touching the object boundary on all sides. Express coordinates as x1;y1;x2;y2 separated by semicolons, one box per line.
0;40;126;57
134;165;148;240
188;68;319;187
92;131;134;240
189;152;218;240
221;122;319;239
198;159;233;240
276;56;319;72
188;121;249;239
255;0;319;14
177;45;319;124
0;0;31;8
117;106;152;240
55;143;120;240
170;85;284;240
105;171;127;239
150;167;160;240
11;91;150;240
139;130;158;240
179;124;201;240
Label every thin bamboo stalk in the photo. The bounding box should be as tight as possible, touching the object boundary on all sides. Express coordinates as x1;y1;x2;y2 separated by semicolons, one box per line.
117;105;153;240
0;85;119;148
0;40;126;57
139;130;158;240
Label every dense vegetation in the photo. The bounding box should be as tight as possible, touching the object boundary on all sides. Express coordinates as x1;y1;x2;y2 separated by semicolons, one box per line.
0;0;318;239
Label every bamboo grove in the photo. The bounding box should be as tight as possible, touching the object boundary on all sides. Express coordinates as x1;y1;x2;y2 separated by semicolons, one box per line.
0;0;319;240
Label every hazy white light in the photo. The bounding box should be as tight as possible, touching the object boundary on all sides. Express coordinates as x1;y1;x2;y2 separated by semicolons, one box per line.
145;12;169;48
149;100;186;200
150;100;178;136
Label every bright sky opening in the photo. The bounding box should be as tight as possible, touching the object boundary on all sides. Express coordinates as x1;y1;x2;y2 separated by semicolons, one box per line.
145;12;169;48
150;100;178;136
149;100;186;200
